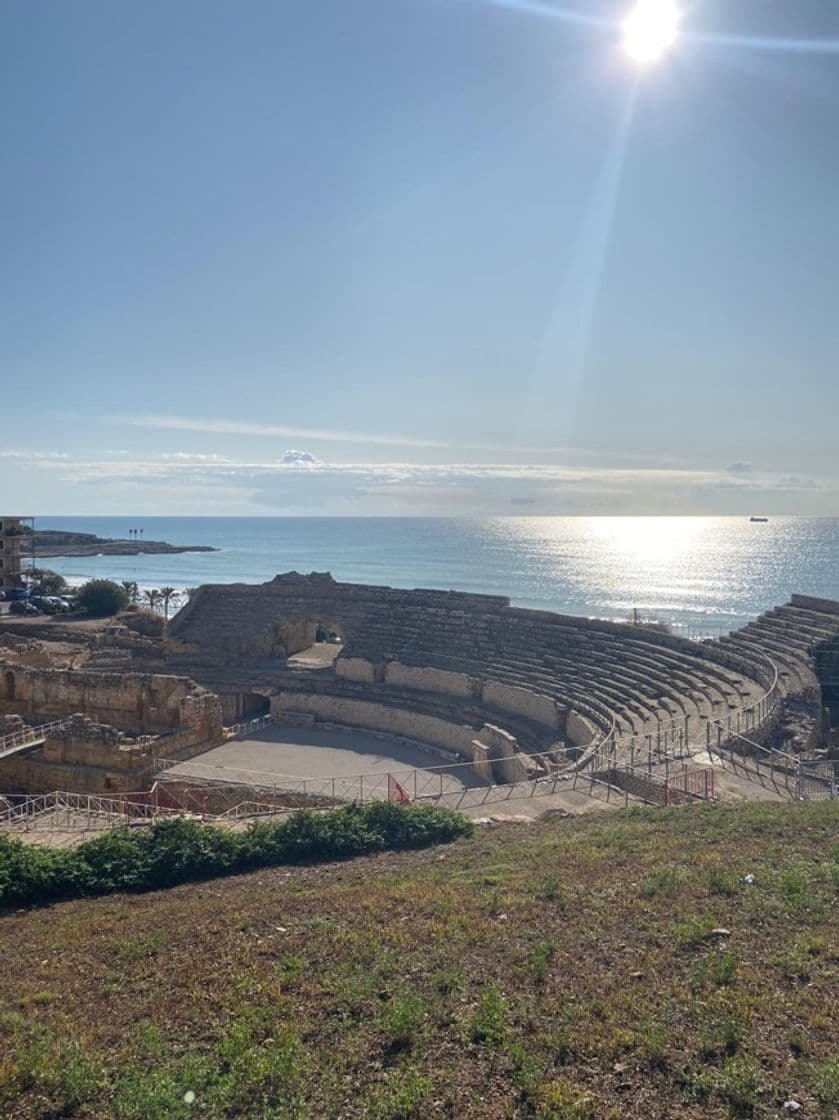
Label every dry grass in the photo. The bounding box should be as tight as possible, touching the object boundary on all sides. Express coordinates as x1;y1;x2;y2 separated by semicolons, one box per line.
1;800;837;1119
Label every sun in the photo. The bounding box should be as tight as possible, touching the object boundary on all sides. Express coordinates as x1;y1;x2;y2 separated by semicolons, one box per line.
622;0;679;65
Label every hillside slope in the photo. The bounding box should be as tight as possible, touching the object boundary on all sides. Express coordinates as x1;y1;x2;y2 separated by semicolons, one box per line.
1;802;837;1119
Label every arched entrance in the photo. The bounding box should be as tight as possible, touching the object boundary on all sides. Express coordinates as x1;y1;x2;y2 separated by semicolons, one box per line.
241;691;270;719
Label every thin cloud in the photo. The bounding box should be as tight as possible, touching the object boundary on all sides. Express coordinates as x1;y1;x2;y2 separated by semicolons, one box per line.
104;412;703;466
0;449;70;461
109;413;452;449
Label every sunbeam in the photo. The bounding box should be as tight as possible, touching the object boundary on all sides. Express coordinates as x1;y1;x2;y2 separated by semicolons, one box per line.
476;0;612;31
475;0;839;58
515;81;640;443
684;30;839;55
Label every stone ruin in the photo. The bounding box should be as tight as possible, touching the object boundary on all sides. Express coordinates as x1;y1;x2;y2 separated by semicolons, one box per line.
2;572;838;799
0;665;224;794
165;573;839;776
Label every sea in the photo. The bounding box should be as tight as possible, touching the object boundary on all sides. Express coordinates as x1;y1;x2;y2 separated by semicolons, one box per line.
35;516;839;639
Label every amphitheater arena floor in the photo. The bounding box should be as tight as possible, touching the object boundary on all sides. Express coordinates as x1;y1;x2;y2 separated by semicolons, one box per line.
166;726;637;819
167;725;474;796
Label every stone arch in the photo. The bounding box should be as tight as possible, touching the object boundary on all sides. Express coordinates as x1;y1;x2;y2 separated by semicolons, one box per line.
241;691;271;719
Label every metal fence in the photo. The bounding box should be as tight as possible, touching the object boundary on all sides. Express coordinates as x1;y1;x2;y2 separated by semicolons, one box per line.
0;718;72;758
223;713;277;739
663;767;715;805
0;789;184;830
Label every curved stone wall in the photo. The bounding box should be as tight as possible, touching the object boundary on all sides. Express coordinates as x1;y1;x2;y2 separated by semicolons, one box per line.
167;572;839;764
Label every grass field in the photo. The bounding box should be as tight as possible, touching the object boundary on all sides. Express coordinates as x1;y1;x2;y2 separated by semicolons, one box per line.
1;800;837;1119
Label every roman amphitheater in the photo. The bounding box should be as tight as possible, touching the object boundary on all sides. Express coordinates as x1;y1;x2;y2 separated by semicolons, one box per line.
1;572;838;838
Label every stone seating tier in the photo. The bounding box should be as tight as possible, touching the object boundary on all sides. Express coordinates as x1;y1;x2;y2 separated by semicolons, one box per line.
165;575;839;753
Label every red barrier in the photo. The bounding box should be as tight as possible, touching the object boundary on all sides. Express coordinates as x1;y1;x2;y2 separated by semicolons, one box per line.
664;767;715;805
387;774;413;804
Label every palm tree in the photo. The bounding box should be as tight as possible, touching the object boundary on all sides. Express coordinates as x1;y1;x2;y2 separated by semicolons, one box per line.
143;588;161;613
159;587;180;619
121;580;139;606
184;587;197;601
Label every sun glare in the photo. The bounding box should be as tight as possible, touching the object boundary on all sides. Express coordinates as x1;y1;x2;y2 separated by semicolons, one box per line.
622;0;679;65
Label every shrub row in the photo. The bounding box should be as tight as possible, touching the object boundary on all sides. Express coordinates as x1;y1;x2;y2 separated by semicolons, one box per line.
0;801;473;907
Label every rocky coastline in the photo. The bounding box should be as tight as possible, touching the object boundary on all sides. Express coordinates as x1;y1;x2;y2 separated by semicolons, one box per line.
24;529;218;558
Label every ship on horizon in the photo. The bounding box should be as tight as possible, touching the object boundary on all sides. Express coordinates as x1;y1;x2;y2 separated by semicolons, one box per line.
749;516;769;523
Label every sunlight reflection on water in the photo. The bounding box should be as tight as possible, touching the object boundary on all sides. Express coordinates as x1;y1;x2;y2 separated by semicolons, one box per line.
40;516;839;637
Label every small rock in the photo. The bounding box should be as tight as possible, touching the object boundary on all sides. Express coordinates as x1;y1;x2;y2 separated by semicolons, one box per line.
183;1090;196;1105
629;970;643;979
783;1102;801;1113
710;928;731;937
743;874;756;885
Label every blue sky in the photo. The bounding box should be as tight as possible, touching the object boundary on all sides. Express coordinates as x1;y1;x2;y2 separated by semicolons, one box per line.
2;0;838;515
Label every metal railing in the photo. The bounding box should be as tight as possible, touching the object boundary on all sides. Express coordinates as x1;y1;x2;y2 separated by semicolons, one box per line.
0;718;72;757
223;713;277;739
704;720;799;798
797;758;839;801
0;789;184;830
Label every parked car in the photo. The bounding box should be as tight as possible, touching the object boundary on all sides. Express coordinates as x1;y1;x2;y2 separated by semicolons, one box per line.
0;590;5;601
5;587;30;601
30;596;60;614
9;600;39;615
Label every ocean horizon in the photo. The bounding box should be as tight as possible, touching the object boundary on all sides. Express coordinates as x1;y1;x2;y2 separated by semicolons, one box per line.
32;515;839;638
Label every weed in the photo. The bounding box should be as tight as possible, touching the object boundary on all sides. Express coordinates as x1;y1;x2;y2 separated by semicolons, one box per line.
808;1058;839;1115
671;913;716;949
3;1032;105;1112
699;1016;744;1060
531;939;557;986
431;968;462;997
718;1055;760;1115
277;955;307;983
366;1069;431;1120
378;992;427;1050
132;1019;166;1057
506;1041;542;1097
113;931;167;961
25;990;55;1006
637;1017;669;1068
639;869;681;898
533;1076;595;1120
468;983;506;1049
774;938;820;982
485;886;504;917
113;1065;200;1120
774;868;812;912
708;951;738;986
548;1021;576;1065
706;866;739;897
537;875;568;909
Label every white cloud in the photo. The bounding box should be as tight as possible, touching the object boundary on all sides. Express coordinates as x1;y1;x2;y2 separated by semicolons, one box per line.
0;449;70;461
20;450;836;516
109;413;452;449
280;449;320;465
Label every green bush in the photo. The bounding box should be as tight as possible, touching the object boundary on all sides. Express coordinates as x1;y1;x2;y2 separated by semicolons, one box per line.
0;802;473;907
76;578;129;617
